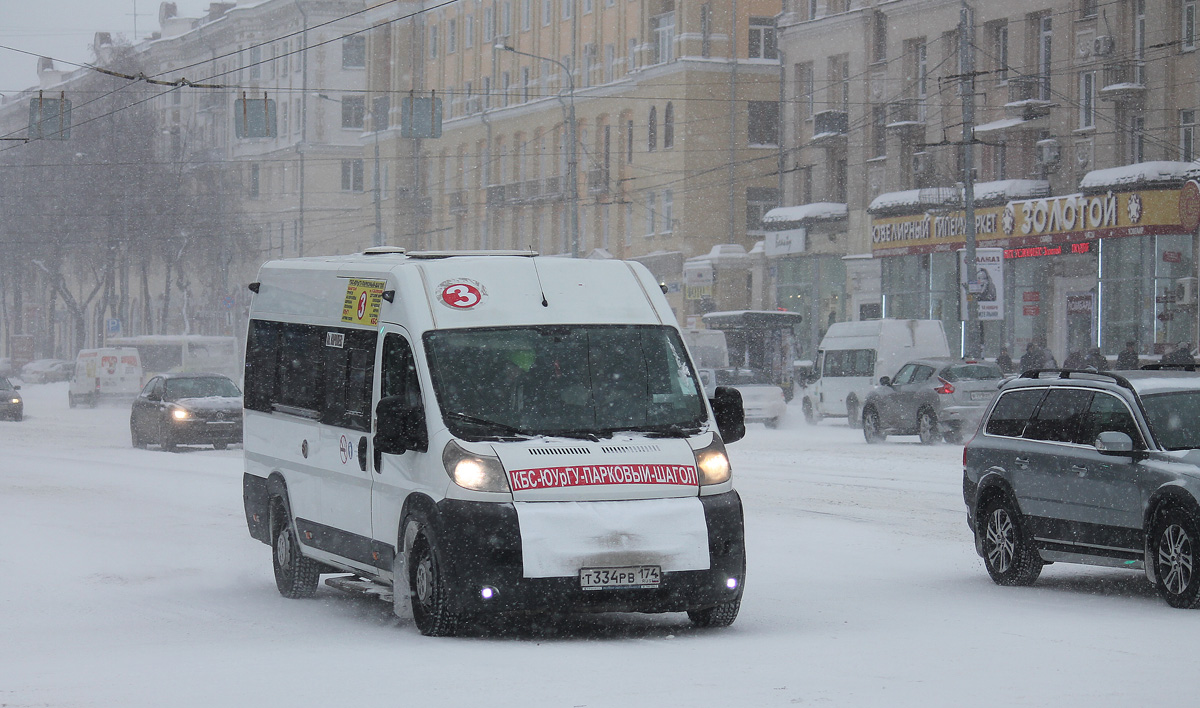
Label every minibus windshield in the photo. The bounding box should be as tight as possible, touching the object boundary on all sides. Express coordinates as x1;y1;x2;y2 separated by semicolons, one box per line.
424;325;707;439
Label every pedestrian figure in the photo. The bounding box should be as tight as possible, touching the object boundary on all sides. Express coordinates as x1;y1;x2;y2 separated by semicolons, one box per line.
1116;341;1140;370
1063;350;1084;369
995;347;1015;375
1085;348;1107;371
1163;342;1196;367
1018;343;1042;372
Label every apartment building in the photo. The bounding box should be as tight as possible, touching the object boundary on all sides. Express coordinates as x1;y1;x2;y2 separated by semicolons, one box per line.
362;0;783;316
774;0;1199;361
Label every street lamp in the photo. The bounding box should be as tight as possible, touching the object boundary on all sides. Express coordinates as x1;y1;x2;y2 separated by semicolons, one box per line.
494;42;579;257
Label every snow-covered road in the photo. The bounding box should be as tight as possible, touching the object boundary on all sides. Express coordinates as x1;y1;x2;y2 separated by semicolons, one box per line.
2;382;1197;707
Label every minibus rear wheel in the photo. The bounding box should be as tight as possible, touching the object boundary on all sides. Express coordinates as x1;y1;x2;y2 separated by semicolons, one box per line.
271;500;321;599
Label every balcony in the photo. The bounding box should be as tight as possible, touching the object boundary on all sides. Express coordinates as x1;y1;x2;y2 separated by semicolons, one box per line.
587;168;610;195
542;175;564;197
886;98;926;134
448;190;467;215
1100;60;1146;103
486;184;506;207
1005;76;1053;119
810;110;848;147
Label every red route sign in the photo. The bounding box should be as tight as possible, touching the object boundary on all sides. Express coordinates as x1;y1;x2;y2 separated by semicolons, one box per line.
509;464;698;491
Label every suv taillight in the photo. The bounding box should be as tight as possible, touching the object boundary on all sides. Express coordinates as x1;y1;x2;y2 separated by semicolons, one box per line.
934;377;954;394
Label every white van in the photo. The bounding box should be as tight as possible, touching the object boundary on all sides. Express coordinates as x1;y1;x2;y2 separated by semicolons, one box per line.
242;250;748;636
68;347;143;407
800;319;950;426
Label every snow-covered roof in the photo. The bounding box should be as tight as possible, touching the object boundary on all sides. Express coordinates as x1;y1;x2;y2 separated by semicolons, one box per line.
973;179;1051;205
761;202;847;225
973;117;1030;134
1080;161;1200;191
867;188;960;215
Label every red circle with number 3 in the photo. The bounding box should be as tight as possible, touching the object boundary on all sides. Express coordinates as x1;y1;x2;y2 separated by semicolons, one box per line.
441;283;483;309
356;291;369;319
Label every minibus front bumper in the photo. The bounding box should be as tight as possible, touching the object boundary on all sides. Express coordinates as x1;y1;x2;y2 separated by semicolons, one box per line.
425;490;746;616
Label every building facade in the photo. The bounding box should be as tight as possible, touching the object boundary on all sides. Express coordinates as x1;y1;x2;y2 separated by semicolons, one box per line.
775;0;1200;362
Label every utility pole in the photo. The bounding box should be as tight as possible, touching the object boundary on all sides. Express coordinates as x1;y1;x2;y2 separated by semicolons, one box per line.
960;1;979;358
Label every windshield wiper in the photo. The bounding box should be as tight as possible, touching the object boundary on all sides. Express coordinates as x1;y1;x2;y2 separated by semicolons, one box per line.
443;412;530;437
614;422;704;438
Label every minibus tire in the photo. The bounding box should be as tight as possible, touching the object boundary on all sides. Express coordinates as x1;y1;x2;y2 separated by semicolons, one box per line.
271;501;321;599
687;598;741;628
408;522;463;637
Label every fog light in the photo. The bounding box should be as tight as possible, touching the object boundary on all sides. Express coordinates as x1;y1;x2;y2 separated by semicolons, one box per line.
725;577;738;590
480;586;497;600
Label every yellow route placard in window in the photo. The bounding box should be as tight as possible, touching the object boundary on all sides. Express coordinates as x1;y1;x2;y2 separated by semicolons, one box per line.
341;278;387;326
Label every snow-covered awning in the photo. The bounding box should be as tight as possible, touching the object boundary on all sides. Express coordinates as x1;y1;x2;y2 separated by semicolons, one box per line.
867;188;960;215
761;202;847;226
1080;161;1200;192
973;117;1032;134
972;179;1051;206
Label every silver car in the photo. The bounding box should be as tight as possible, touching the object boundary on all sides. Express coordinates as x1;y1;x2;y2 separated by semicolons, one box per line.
861;358;1002;444
964;369;1200;609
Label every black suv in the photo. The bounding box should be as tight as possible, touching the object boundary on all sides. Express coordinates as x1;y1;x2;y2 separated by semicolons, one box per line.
964;369;1200;608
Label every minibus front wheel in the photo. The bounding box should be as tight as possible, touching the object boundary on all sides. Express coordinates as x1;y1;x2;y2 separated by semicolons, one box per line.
406;517;464;637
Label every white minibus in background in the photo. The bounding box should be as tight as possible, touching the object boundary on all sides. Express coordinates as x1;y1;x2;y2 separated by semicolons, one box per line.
104;335;240;383
241;249;748;636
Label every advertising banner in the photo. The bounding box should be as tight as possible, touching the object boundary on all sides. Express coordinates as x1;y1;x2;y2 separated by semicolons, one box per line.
960;248;1004;321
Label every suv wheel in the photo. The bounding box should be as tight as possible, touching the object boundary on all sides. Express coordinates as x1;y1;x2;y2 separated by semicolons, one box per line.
979;496;1042;586
917;409;939;445
862;407;885;444
1152;506;1200;609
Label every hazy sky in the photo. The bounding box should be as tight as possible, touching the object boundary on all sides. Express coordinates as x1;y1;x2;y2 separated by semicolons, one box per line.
0;0;210;93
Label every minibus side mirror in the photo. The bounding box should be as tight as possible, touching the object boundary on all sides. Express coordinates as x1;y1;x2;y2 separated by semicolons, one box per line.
711;386;745;444
375;395;429;454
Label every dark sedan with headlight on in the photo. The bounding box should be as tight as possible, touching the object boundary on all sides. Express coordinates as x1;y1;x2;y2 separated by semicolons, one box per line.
130;373;243;451
0;376;23;421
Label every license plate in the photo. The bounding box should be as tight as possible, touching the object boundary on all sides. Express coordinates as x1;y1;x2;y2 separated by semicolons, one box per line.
579;565;661;591
970;391;992;401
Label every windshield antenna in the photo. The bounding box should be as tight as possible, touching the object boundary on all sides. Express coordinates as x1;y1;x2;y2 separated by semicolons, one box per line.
529;246;549;307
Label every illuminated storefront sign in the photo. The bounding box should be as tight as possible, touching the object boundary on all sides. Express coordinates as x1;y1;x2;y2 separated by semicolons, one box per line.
871;187;1189;256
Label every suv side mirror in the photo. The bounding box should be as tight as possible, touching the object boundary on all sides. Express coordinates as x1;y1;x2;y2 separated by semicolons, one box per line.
147;391;161;402
879;376;891;386
711;386;745;444
1095;431;1134;455
375;395;429;454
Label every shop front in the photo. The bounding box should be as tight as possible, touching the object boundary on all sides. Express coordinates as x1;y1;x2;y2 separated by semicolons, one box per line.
870;175;1200;363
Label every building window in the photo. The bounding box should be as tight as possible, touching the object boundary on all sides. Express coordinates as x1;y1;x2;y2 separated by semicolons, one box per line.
652;12;674;64
484;7;494;41
373;95;390;130
1184;0;1196;50
746;187;780;233
465;15;474;47
648;106;658;151
1182;110;1196;161
1081;0;1097;18
605;44;615;83
626;119;634;162
501;1;512;36
1079;71;1095;128
807;0;817;20
542;0;551;26
342;95;365;129
748;17;777;59
522;68;530;102
562;0;572;20
628;38;638;72
990;142;1006;180
1130;115;1145;162
429;25;438;57
796;62;813;123
701;4;711;58
521;0;531;30
342;159;364;191
646;191;657;235
1038;15;1052;100
830;54;849;111
447;19;457;53
249;163;260;199
748;101;779;146
661;190;673;232
663;102;674;148
583;0;593;13
342;35;366;67
871;104;886;157
990;22;1008;83
249;46;261;80
871;12;887;63
584;44;597;87
831;158;847;202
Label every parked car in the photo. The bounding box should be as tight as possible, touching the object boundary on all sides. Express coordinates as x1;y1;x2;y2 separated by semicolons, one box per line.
964;368;1200;608
20;358;72;384
130;373;243;451
699;367;787;428
862;358;1004;444
0;377;23;421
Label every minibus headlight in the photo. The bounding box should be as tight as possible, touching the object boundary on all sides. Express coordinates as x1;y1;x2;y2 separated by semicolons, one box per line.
442;441;510;493
693;438;731;486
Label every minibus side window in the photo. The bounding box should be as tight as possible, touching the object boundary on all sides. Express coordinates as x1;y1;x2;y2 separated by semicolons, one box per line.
322;329;377;432
381;334;423;410
244;320;280;413
276;324;325;413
